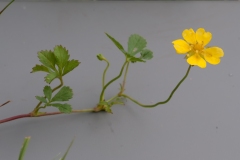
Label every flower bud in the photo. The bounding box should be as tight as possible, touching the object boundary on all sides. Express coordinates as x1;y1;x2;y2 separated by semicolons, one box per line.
96;54;107;61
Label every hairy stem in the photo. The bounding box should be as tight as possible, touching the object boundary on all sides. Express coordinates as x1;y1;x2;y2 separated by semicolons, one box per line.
0;109;94;124
0;0;14;15
99;61;128;102
121;65;192;108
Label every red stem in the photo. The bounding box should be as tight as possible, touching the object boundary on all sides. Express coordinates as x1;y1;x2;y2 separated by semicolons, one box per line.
0;112;67;124
0;113;32;124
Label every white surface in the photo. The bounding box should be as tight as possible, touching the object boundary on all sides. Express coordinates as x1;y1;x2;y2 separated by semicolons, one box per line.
0;1;240;160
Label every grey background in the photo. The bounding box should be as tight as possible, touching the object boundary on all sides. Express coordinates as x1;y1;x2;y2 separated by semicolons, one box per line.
0;0;192;1
0;1;240;160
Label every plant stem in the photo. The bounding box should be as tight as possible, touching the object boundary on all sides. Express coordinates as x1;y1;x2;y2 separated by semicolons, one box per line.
32;102;42;115
101;60;110;100
119;61;130;95
0;109;94;124
32;78;64;115
52;77;64;92
0;0;14;15
121;65;192;108
106;62;129;102
102;60;110;88
99;60;128;102
106;95;118;102
0;100;10;107
37;104;47;110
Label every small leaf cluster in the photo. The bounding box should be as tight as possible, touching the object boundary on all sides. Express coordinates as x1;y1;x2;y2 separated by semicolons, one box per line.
31;45;80;114
105;33;153;63
31;45;80;84
98;97;125;113
35;86;73;113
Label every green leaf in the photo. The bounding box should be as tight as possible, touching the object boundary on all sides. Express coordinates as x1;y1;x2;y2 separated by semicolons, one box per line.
18;137;31;160
31;64;49;73
140;49;153;60
98;101;108;106
51;86;73;102
128;34;147;56
103;105;112;114
130;57;145;63
44;71;59;84
126;55;145;63
35;96;47;103
105;33;127;55
43;86;52;101
62;60;80;76
114;97;125;104
61;138;75;160
53;45;70;72
50;103;72;113
98;101;113;113
37;50;56;70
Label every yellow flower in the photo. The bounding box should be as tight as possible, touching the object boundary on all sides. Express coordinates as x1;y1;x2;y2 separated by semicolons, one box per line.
172;28;224;68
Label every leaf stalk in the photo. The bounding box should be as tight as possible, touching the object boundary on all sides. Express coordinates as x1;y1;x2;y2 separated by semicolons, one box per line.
121;65;192;108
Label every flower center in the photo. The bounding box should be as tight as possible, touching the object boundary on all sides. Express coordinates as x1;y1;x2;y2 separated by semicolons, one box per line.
193;43;204;53
186;43;205;59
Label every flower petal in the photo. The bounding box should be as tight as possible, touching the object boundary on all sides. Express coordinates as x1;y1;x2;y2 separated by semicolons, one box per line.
187;54;206;68
196;28;212;46
204;47;224;65
205;47;224;57
172;39;191;54
182;28;196;44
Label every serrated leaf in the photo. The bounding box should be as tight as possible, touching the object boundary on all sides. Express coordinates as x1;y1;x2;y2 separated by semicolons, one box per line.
31;64;49;73
44;71;59;84
128;34;147;56
62;60;80;76
51;86;73;102
43;86;52;101
105;33;127;55
140;49;153;60
37;50;56;70
35;96;47;103
50;103;72;113
53;45;70;72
